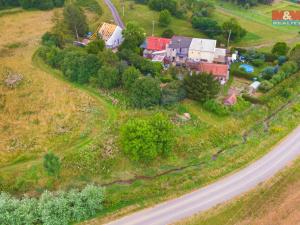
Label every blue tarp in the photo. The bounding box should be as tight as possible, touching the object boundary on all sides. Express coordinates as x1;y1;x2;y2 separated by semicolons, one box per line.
239;64;254;73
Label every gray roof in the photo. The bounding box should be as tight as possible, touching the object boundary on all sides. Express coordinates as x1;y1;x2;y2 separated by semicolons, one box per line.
168;36;192;49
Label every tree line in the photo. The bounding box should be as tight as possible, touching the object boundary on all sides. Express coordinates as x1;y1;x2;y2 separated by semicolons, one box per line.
0;0;64;10
0;185;104;225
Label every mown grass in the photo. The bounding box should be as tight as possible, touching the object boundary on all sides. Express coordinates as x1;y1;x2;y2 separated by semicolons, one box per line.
177;158;300;225
213;0;300;46
108;0;300;47
109;0;204;37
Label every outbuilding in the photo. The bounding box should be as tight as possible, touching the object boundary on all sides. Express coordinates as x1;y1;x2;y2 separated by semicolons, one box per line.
98;22;124;49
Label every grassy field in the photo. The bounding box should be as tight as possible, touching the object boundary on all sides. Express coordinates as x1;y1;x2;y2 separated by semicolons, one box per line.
0;9;111;192
109;0;204;37
2;2;300;224
107;0;300;48
177;158;300;225
213;0;300;47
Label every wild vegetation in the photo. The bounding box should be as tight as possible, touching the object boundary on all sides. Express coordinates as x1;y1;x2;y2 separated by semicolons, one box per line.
1;0;300;224
0;0;64;10
0;185;104;225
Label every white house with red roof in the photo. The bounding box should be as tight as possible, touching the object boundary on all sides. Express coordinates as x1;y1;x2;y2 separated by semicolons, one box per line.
143;37;171;59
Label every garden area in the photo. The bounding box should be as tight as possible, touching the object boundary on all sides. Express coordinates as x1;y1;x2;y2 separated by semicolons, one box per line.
229;42;299;96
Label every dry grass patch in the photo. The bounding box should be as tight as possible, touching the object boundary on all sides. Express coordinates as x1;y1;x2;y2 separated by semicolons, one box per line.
0;10;102;168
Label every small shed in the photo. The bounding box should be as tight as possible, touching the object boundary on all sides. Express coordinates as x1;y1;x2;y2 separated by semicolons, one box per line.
249;81;261;94
224;93;237;106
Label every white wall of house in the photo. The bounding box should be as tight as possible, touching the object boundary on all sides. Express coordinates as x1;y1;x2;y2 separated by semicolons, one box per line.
188;38;217;63
106;26;124;49
188;50;215;63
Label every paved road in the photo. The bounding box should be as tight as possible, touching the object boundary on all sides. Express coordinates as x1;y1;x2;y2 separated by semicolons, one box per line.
107;125;300;225
104;0;125;29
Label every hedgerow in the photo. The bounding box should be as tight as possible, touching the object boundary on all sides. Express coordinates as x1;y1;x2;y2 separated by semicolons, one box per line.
0;185;104;225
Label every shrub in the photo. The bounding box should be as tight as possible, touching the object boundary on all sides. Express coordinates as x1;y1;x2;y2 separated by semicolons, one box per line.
161;81;186;105
148;0;179;16
75;0;102;14
184;73;220;103
159;9;171;27
262;66;276;80
290;44;300;67
230;67;256;80
203;100;229;116
230;96;251;112
242;94;263;104
279;89;291;99
278;56;287;65
263;52;277;63
60;49;100;84
120;114;174;162
43;152;61;178
122;66;142;90
270;71;285;85
0;185;104;225
259;80;274;92
86;40;105;54
42;32;64;48
38;46;64;69
251;59;264;67
161;29;174;38
281;61;298;75
191;16;222;38
97;66;120;89
19;0;60;10
272;42;290;56
130;77;161;108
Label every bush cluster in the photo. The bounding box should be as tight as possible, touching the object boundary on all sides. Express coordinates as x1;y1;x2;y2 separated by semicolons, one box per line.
0;185;104;225
260;61;298;92
0;0;64;10
120;114;175;162
203;100;229;116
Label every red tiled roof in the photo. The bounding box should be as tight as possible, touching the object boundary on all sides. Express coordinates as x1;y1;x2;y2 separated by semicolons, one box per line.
198;63;228;77
224;93;237;105
146;37;171;51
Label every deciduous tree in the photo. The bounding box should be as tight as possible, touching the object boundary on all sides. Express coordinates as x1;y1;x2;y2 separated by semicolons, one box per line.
130;77;161;108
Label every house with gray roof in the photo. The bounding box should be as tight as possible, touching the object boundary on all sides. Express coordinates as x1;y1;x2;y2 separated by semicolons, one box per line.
166;36;193;63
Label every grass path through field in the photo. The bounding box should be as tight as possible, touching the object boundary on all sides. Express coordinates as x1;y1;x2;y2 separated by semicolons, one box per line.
0;9;117;181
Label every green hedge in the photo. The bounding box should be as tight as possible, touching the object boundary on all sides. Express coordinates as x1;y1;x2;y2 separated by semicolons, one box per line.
0;185;104;225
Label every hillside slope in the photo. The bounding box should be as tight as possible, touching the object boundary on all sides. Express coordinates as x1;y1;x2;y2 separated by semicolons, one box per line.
0;10;103;190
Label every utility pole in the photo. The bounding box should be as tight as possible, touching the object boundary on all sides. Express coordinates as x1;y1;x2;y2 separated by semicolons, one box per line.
152;20;155;36
75;25;79;41
121;0;125;17
227;29;232;48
